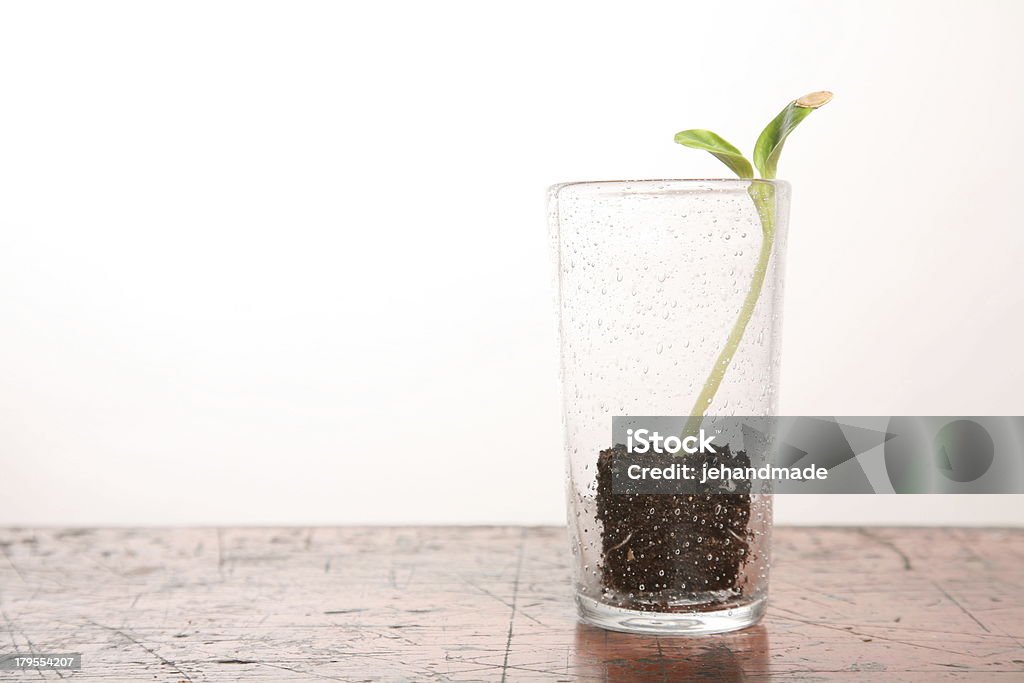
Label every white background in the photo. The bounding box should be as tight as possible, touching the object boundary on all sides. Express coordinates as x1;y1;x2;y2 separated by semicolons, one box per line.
1;0;1022;526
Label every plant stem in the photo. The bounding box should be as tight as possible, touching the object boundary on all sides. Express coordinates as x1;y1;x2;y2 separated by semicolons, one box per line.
682;183;776;440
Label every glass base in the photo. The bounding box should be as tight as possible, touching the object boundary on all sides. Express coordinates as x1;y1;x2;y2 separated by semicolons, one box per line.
575;593;766;635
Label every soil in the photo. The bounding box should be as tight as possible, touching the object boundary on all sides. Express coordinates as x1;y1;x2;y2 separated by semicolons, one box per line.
595;444;752;607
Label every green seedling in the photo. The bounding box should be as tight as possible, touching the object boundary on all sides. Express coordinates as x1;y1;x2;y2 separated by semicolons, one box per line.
676;91;832;439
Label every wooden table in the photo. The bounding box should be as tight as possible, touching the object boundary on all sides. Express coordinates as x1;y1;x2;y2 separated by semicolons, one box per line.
0;527;1021;681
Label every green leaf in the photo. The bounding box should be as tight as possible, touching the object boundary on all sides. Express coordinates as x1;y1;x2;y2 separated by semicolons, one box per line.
674;129;754;179
753;91;832;179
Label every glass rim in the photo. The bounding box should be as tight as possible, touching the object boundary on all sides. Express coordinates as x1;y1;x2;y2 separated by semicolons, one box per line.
549;178;790;193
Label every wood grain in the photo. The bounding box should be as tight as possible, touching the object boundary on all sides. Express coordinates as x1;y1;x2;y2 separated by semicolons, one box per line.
0;527;1021;681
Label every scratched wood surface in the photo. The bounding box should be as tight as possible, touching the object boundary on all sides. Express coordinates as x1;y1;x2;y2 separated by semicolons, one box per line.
0;527;1022;681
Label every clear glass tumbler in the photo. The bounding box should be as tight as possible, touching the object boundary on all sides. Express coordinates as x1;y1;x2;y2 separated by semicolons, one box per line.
549;179;790;635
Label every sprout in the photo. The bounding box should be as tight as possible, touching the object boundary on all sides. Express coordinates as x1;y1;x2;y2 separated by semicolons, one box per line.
675;92;832;438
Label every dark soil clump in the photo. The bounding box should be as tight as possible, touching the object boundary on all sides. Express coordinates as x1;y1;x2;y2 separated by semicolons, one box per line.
595;444;752;607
